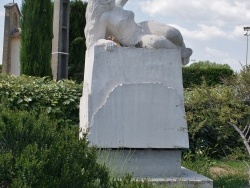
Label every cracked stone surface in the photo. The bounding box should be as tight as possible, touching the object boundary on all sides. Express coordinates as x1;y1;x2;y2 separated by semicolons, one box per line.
80;46;189;149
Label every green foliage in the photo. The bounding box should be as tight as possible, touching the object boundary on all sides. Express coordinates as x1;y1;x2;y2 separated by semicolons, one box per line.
20;0;53;77
183;156;250;188
69;37;85;82
68;1;87;82
183;61;234;88
0;106;110;188
229;65;250;105
69;1;87;44
189;61;232;69
185;83;250;158
0;74;82;125
110;175;152;188
0;65;2;73
214;174;248;188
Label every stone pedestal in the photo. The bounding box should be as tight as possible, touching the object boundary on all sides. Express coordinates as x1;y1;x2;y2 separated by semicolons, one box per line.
80;47;213;187
98;150;182;177
80;47;189;150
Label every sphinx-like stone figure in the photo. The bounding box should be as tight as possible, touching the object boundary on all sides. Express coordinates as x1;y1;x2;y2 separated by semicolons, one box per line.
85;0;192;64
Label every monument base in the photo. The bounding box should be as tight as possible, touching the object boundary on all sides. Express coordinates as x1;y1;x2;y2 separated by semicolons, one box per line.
151;167;213;188
98;149;182;177
98;150;213;188
80;47;189;149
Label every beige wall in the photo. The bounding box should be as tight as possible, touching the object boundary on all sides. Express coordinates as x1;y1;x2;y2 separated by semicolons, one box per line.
10;37;20;76
2;3;21;75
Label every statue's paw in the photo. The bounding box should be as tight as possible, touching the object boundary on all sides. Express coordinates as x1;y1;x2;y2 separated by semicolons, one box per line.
95;39;117;52
182;57;190;65
105;41;117;52
181;48;192;59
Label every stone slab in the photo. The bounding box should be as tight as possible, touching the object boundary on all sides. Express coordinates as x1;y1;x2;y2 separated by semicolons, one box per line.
98;149;213;187
150;167;213;188
98;150;182;177
80;47;189;149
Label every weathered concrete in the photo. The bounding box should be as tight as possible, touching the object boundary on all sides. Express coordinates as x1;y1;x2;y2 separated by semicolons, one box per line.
80;47;189;149
98;150;182;177
80;46;212;187
2;3;21;75
151;167;213;188
10;36;20;76
98;150;213;187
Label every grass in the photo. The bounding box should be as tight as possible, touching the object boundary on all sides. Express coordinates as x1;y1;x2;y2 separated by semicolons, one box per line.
183;156;250;188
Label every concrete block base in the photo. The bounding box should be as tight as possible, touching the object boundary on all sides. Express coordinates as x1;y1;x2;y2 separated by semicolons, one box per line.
98;149;181;178
98;150;213;187
150;167;213;188
80;47;189;149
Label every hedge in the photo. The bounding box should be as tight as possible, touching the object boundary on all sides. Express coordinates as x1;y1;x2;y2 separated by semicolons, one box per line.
183;61;234;88
0;75;82;125
185;83;250;158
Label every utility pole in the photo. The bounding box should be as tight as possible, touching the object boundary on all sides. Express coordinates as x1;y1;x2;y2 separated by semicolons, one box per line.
244;27;250;66
51;0;70;80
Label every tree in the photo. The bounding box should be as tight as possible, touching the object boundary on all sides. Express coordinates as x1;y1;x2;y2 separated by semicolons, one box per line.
183;60;234;88
20;0;53;77
68;0;87;82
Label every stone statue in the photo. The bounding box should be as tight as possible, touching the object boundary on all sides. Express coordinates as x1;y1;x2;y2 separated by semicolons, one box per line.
85;0;192;65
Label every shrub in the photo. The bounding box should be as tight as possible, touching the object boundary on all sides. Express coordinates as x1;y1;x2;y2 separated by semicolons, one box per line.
229;65;250;105
0;106;110;188
0;74;82;125
185;83;250;158
183;61;234;88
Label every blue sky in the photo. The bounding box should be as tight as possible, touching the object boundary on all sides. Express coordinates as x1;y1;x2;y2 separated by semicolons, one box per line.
1;0;250;71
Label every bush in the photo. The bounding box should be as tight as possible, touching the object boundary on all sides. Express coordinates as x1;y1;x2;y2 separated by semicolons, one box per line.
0;106;110;188
229;65;250;105
183;61;234;88
185;83;250;158
0;74;82;125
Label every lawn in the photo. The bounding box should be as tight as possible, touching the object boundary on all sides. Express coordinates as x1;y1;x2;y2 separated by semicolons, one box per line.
183;158;250;188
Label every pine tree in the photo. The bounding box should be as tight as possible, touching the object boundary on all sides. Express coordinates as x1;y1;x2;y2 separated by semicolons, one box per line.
20;0;53;77
68;0;87;82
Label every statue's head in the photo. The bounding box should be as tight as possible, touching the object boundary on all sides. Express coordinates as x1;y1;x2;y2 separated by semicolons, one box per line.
88;0;115;7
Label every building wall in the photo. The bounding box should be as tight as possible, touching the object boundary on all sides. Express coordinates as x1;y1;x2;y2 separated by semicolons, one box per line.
10;37;20;76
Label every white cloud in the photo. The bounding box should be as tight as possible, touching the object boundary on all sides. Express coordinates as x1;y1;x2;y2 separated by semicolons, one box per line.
139;0;250;26
221;57;243;72
205;47;229;58
170;24;228;41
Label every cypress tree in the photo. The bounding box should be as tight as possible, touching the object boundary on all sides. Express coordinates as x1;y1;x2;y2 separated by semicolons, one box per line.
20;0;53;77
68;0;87;82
